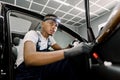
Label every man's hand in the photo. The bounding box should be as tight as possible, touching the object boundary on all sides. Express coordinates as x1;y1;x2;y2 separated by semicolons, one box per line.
64;42;94;58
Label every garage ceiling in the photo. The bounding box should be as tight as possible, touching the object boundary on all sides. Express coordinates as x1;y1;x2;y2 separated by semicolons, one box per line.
0;0;119;27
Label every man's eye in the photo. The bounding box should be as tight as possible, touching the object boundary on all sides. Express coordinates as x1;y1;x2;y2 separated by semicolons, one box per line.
49;22;53;25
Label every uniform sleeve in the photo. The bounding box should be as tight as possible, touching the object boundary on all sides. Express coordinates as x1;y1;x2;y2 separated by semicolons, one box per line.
49;36;56;46
23;30;38;44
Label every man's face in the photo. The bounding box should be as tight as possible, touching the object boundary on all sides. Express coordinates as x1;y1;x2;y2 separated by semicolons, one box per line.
41;17;59;35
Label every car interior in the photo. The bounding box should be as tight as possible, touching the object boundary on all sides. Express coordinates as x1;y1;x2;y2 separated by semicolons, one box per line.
1;1;120;80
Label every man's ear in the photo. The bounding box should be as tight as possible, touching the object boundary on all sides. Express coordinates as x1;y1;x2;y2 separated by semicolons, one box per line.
41;21;43;25
41;21;44;27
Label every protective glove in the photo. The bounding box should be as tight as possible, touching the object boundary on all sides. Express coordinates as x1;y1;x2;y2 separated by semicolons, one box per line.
68;43;74;48
68;39;80;48
72;40;80;47
64;42;94;58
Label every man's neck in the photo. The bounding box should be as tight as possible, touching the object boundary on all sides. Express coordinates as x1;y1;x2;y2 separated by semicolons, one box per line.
40;31;49;39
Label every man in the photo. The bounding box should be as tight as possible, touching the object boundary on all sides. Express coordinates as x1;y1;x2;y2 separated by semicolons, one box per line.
15;14;93;80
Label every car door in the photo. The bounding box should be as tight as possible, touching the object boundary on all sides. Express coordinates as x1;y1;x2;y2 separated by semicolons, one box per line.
0;3;14;80
0;2;44;80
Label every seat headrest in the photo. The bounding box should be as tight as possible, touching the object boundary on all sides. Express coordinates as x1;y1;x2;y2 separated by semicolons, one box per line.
13;37;20;46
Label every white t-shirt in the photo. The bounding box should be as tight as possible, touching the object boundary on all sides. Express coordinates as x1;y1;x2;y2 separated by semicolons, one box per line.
15;30;56;67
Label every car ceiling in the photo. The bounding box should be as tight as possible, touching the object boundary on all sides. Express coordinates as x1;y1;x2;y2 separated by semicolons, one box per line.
0;0;119;27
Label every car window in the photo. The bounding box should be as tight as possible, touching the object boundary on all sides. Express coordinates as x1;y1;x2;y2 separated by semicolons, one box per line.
8;11;80;49
8;11;41;34
9;15;31;33
36;24;75;48
54;29;75;48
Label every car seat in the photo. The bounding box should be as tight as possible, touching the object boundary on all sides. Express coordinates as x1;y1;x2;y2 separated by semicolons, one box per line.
12;37;20;65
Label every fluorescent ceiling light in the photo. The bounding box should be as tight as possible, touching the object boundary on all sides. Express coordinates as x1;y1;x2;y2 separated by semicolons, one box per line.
115;0;120;2
53;0;70;6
